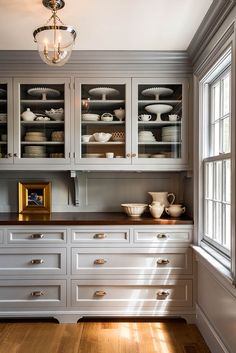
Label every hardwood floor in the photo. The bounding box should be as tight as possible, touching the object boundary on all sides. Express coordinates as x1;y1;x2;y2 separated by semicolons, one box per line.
0;319;211;353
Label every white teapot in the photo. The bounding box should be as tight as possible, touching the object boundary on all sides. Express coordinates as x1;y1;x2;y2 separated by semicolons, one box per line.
149;202;164;219
148;191;175;208
21;108;36;121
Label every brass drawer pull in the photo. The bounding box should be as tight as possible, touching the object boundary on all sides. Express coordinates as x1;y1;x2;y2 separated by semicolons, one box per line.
95;290;106;297
31;291;44;297
157;291;170;299
156;259;170;265
93;233;107;239
157;233;168;239
31;259;44;265
94;259;107;265
31;233;44;239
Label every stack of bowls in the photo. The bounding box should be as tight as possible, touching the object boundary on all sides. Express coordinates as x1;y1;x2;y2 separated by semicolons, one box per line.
24;131;47;142
138;131;156;142
23;145;46;158
162;126;180;142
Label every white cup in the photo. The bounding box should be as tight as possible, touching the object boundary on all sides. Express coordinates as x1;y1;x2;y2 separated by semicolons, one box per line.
168;114;179;121
138;114;152;121
81;135;92;142
106;152;114;158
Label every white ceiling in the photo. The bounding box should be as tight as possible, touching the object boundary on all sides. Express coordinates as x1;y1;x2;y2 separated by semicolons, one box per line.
0;0;213;51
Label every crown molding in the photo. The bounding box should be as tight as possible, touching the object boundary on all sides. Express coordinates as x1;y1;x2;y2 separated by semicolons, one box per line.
188;0;236;64
0;50;192;74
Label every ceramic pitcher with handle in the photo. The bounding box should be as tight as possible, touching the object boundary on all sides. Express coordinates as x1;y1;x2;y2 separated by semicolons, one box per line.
148;191;175;208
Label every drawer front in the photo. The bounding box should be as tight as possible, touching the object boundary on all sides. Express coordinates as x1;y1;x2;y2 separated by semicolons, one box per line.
0;248;66;275
7;229;66;244
0;280;66;308
71;279;192;309
134;229;192;244
72;248;192;275
72;228;130;244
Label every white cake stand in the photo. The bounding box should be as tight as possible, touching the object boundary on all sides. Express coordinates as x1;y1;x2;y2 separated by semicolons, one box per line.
141;87;173;100
88;87;119;100
145;104;173;122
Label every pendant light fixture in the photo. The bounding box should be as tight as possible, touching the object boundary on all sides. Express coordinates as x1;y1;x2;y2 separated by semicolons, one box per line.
33;0;77;66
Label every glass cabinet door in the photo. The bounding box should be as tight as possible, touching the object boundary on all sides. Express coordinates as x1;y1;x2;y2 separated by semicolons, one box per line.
0;79;13;164
14;78;71;164
132;78;188;169
75;78;131;165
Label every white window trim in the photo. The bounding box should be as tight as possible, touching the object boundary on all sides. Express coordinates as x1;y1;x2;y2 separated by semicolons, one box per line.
195;39;236;281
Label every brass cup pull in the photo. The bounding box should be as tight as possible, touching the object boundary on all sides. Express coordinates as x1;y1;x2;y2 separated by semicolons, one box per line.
31;233;44;239
31;259;44;265
95;290;106;297
131;153;136;157
126;153;131;158
93;233;107;239
94;259;107;265
157;233;168;239
157;291;170;299
157;259;170;265
31;291;44;297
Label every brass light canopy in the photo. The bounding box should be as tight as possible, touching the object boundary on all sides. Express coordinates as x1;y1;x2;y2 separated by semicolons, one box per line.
33;0;77;66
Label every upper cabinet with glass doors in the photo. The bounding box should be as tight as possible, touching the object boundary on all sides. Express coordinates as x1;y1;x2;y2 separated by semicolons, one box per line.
13;78;71;165
132;78;189;169
74;78;131;165
0;78;13;164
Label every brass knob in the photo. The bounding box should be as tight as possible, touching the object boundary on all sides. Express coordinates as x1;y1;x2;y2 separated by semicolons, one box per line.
157;259;170;265
126;153;131;157
31;291;44;297
93;233;107;239
131;153;136;157
94;259;107;265
156;291;169;299
31;233;44;239
157;233;168;239
31;259;44;265
7;153;12;158
94;290;106;297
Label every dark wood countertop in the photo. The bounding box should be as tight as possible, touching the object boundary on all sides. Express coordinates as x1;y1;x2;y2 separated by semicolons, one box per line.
0;212;193;226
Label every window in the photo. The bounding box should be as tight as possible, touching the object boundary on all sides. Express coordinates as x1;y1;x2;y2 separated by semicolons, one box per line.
201;48;232;263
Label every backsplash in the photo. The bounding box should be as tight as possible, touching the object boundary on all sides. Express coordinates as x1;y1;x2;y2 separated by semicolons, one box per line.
0;171;193;214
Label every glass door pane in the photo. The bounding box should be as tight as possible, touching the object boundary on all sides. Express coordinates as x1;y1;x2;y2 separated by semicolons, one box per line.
136;83;182;160
19;83;65;160
80;83;126;161
0;83;8;159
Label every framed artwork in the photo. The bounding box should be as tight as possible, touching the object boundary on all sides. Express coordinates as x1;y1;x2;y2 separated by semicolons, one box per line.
18;182;51;214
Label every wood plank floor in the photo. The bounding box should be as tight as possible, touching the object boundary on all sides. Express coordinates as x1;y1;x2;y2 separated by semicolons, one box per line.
0;319;211;353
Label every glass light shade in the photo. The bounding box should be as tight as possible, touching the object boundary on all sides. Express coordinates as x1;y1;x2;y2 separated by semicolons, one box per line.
34;25;76;66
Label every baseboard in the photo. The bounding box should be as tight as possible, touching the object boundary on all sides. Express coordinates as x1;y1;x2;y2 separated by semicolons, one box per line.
196;304;230;353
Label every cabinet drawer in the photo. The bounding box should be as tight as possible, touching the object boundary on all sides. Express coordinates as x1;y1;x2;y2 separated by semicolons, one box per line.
134;229;192;245
71;279;193;309
7;228;66;244
0;280;66;308
72;248;192;275
72;228;130;244
0;248;66;275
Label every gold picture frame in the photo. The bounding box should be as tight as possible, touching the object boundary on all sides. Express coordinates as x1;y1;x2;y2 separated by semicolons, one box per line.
18;182;51;214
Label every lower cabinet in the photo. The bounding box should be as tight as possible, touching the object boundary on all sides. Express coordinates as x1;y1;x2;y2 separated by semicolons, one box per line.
0;224;194;323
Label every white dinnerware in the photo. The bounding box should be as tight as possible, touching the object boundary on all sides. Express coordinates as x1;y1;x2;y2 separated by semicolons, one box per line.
138;114;152;121
121;203;148;217
141;87;173;100
82;113;100;121
168;114;180;121
105;152;114;158
113;108;125;121
45;108;64;121
21;108;36;121
101;113;113;122
27;87;60;101
148;191;175;208
145;104;173;122
165;204;186;217
93;132;112;143
82;135;93;142
88;87;119;100
149;201;164;218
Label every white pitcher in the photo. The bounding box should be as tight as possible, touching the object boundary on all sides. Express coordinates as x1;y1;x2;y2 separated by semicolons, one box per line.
149;202;164;219
148;191;175;208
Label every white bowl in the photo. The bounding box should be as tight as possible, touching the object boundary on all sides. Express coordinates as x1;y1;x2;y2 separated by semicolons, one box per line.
45;109;64;121
93;132;112;143
121;203;148;217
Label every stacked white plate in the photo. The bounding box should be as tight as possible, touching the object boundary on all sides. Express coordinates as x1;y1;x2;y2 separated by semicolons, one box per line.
24;131;47;142
0;113;7;122
82;114;100;121
162;126;181;142
23;145;46;158
138;130;156;142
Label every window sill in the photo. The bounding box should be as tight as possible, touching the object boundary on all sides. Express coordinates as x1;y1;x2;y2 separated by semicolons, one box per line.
192;245;236;296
